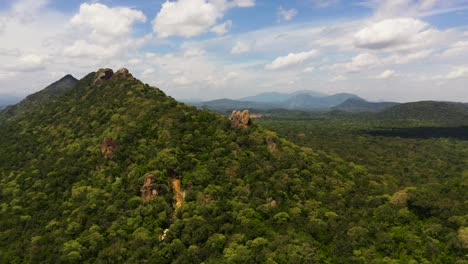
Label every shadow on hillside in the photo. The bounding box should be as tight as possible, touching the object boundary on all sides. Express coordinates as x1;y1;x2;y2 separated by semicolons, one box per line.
365;126;468;140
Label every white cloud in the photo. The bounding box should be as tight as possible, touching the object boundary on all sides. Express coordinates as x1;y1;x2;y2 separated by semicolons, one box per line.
64;3;151;59
71;3;146;42
231;41;250;54
231;0;255;7
354;18;439;51
328;53;380;73
376;69;397;79
3;54;45;72
363;0;468;19
310;0;340;8
173;75;192;85
442;40;468;57
63;40;124;59
183;47;206;57
152;0;255;38
211;20;233;36
446;66;468;79
303;66;315;73
142;68;156;76
419;0;437;10
265;50;319;70
384;49;433;64
278;6;298;22
330;75;347;82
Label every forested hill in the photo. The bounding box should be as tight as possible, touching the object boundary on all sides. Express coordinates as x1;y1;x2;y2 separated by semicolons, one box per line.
0;69;466;263
377;101;468;124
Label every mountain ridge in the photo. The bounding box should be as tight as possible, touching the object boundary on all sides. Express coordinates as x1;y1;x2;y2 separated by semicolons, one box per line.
0;68;378;263
333;98;400;112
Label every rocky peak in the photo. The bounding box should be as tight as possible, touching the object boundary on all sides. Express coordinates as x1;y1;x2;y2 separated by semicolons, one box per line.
93;68;134;85
141;173;158;202
93;68;114;85
229;110;251;129
100;137;116;159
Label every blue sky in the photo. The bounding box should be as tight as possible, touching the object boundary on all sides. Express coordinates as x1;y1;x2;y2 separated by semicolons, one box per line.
0;0;468;102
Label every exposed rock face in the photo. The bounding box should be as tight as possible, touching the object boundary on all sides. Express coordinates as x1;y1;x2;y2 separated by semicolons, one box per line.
171;178;185;209
93;68;114;85
117;68;129;75
141;173;158;202
114;68;132;80
100;137;116;159
229;110;251;129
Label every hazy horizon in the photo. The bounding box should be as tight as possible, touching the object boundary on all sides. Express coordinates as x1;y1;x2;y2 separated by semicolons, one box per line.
1;0;468;102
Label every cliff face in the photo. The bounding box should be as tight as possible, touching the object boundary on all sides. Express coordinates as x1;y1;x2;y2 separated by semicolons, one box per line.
140;173;158;202
100;137;116;159
229;110;251;129
171;178;185;209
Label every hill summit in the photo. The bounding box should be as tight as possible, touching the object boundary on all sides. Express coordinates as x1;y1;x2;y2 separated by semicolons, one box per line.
0;68;376;263
0;68;465;263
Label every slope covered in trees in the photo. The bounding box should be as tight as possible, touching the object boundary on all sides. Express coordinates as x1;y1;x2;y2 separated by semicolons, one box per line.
377;101;468;124
258;113;468;263
0;69;466;263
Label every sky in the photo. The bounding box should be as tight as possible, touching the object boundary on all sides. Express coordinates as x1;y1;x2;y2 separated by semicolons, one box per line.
0;0;468;102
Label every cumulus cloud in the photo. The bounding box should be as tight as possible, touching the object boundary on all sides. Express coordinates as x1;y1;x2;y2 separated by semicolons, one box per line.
442;40;468;57
65;3;149;59
211;20;233;36
328;53;380;73
265;50;319;70
354;18;438;51
277;6;298;22
71;3;146;42
153;0;255;38
231;41;250;54
63;40;123;59
384;49;433;64
376;69;397;79
183;47;206;57
446;66;468;79
4;54;46;72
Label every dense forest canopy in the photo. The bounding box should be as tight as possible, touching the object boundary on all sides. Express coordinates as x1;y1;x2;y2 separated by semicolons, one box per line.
0;69;467;263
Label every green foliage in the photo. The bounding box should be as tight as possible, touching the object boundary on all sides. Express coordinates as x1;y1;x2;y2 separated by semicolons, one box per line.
0;71;466;263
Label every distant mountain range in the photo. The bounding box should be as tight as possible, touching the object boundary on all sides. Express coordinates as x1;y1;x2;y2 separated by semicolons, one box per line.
0;94;22;109
4;74;79;114
239;90;328;103
195;90;395;112
333;98;400;112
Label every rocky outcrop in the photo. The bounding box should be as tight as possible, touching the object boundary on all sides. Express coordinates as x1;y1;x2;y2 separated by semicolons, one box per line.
100;137;116;159
93;68;114;85
229;110;251;129
116;68;129;76
141;173;158;202
93;68;133;85
171;178;185;209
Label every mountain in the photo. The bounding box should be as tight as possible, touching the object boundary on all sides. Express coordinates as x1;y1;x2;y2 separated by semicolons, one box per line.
0;68;379;263
377;101;468;123
4;74;79;115
199;93;363;112
333;98;400;112
239;92;291;103
0;94;22;109
289;90;328;98
197;98;280;112
29;74;79;100
239;90;327;103
283;93;363;110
